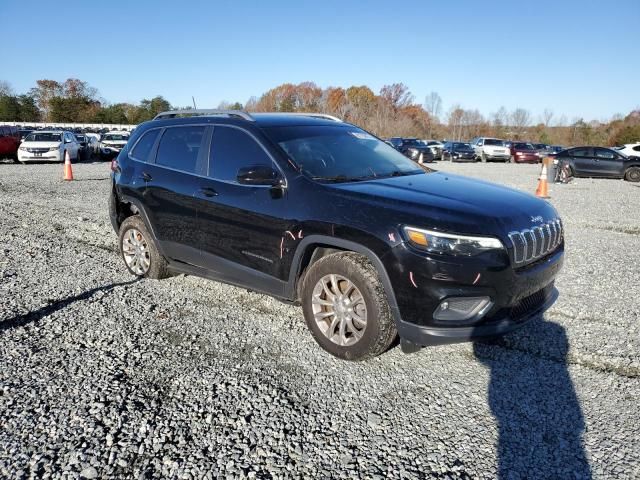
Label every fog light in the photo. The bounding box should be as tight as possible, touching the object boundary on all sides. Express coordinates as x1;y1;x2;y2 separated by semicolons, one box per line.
433;296;492;322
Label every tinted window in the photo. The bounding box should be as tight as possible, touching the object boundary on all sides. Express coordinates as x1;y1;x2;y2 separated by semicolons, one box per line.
594;148;616;159
209;127;273;182
570;148;591;157
26;133;62;142
156;126;205;173
265;125;423;181
130;129;161;162
633;146;640;152
484;139;504;146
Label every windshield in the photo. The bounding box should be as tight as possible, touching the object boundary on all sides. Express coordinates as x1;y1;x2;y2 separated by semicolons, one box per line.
76;135;86;141
265;126;425;182
453;142;473;150
25;133;62;142
513;143;535;150
402;139;421;146
484;139;504;146
103;134;129;141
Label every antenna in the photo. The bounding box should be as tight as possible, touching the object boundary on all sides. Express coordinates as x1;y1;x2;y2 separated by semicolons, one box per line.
192;96;197;109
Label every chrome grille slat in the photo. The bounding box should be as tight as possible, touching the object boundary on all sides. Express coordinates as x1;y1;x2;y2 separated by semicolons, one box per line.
508;219;563;266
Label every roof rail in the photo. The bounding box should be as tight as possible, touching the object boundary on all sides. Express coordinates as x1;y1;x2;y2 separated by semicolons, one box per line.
260;112;343;123
153;109;254;121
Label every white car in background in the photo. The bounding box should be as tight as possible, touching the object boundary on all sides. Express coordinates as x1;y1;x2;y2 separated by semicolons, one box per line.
100;131;130;159
615;142;640;157
17;131;80;163
471;137;510;162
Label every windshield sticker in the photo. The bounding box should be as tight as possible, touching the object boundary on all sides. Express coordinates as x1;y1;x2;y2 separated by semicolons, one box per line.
349;131;375;141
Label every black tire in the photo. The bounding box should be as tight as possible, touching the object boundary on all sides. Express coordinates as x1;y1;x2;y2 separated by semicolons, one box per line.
301;252;397;360
118;216;170;279
624;167;640;182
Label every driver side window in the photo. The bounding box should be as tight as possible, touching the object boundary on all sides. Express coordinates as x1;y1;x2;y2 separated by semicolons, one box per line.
209;127;275;183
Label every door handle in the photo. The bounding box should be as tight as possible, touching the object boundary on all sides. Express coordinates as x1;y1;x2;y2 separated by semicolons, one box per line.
199;187;219;197
141;172;152;182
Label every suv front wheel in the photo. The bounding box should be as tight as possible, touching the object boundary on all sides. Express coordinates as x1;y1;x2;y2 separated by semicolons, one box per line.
301;252;397;360
118;216;170;279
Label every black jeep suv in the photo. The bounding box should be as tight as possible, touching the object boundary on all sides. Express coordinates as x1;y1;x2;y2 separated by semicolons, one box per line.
109;110;564;360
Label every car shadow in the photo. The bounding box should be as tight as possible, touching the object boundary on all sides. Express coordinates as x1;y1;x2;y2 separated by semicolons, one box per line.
473;319;592;479
0;279;139;332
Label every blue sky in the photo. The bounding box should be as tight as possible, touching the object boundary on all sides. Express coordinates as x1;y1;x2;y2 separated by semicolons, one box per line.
2;0;638;122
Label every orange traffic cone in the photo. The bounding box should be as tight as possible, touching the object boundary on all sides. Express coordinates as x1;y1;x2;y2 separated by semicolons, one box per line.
535;159;549;198
63;150;74;181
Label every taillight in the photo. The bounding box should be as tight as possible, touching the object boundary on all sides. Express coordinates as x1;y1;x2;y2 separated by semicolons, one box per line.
110;158;119;173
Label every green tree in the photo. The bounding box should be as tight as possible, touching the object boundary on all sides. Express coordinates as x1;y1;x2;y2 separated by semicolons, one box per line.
17;95;40;122
0;95;20;121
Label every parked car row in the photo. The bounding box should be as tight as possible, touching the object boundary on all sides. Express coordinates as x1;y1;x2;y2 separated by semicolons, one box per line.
0;125;131;163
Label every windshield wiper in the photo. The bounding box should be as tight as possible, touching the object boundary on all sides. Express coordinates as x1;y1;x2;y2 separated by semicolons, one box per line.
310;175;364;183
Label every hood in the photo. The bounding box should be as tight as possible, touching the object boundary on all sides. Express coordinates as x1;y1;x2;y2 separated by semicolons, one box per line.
20;141;61;149
329;171;559;238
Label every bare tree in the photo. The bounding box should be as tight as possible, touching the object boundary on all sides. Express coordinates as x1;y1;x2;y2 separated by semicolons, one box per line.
541;108;554;127
447;104;465;140
424;92;442;137
510;108;531;139
0;80;13;96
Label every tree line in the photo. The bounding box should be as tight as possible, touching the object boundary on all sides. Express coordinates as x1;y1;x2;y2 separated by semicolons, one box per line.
0;79;171;125
1;78;638;146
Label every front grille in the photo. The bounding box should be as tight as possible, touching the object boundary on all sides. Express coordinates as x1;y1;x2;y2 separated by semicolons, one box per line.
28;148;49;153
508;219;562;266
509;283;554;320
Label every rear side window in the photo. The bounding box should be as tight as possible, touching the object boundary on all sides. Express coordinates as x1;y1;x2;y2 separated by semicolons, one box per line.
570;148;591;157
633;146;640;152
209;127;272;182
156;126;206;173
594;148;616;159
130;129;160;162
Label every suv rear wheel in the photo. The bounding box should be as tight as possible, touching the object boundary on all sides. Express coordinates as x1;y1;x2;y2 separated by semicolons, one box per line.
118;216;169;279
624;167;640;182
301;252;397;360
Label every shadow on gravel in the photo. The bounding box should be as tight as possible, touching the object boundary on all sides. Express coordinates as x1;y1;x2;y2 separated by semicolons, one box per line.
0;279;139;331
474;320;592;479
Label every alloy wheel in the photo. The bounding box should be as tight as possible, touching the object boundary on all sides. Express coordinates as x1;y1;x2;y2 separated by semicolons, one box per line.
311;274;367;346
121;228;150;275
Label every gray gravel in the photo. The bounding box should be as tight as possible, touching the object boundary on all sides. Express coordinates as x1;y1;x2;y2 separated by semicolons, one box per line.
0;159;639;479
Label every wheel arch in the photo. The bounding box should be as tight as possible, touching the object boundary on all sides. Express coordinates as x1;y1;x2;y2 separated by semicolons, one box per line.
286;235;402;325
114;193;168;258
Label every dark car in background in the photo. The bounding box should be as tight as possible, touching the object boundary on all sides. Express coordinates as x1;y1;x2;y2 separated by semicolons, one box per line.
388;137;434;163
74;134;92;160
509;142;540;163
554;146;640;182
18;129;34;141
442;141;476;162
0;125;20;160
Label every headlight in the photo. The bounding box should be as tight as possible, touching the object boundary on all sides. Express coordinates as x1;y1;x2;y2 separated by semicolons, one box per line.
408;148;419;158
403;226;504;256
49;146;59;151
19;147;27;151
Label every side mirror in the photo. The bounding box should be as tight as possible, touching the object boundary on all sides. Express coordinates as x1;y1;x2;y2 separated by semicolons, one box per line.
237;165;281;186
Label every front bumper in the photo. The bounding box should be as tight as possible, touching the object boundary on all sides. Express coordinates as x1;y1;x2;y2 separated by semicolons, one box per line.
485;153;511;161
397;284;558;346
17;150;62;162
383;241;564;346
514;154;540;163
451;153;476;162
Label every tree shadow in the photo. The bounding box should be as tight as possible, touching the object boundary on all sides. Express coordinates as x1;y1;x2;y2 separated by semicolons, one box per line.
0;279;139;331
473;319;592;479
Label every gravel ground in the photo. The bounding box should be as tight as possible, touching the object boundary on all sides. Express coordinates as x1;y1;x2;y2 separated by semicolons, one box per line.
0;159;638;479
